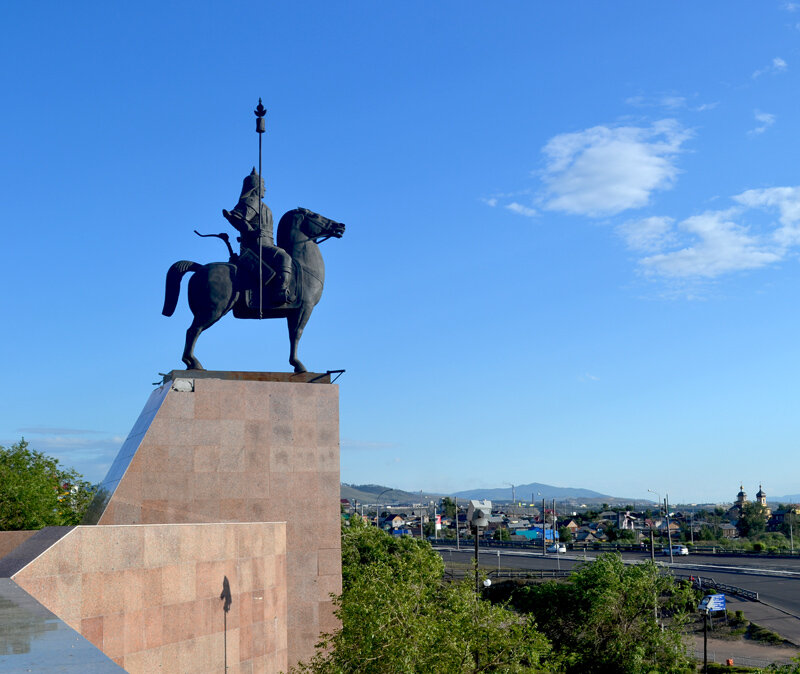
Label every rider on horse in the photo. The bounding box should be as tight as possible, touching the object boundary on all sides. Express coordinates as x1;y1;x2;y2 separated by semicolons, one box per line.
222;168;294;306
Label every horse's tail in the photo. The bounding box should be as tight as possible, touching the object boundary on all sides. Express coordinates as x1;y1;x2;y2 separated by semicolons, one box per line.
162;260;203;316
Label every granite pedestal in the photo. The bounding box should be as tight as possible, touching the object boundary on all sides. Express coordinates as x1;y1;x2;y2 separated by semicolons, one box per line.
84;371;342;669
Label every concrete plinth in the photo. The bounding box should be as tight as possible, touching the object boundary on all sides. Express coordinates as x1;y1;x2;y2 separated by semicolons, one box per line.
84;371;341;668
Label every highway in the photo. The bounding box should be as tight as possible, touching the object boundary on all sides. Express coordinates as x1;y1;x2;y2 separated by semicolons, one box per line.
436;546;800;618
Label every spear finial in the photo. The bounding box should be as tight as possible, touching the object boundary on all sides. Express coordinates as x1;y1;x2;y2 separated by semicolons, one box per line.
255;98;267;134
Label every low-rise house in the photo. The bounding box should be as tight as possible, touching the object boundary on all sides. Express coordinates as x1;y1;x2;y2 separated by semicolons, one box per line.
561;519;580;534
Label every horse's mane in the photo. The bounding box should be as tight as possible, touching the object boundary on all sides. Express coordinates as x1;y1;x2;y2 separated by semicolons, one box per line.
277;208;303;252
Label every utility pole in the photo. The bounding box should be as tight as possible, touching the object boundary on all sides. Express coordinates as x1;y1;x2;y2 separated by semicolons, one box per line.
455;497;460;551
665;495;674;564
542;497;547;556
552;498;557;549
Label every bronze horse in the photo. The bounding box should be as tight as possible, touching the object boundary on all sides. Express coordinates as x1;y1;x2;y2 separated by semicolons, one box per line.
162;208;345;372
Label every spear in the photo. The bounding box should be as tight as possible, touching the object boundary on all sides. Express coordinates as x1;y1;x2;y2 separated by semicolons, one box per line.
254;98;267;317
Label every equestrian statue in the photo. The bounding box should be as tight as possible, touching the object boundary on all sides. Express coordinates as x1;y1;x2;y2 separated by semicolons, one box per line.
162;167;345;372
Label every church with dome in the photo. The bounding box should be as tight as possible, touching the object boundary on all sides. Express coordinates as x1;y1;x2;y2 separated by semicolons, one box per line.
726;483;770;520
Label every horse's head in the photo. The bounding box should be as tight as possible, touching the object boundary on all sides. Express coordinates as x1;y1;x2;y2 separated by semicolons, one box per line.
277;208;345;251
296;208;345;242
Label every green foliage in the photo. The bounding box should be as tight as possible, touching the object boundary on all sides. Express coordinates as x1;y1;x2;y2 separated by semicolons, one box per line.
441;496;457;519
558;526;573;543
604;524;636;542
746;622;784;645
494;554;694;674
737;502;768;538
0;439;95;530
698;525;723;541
779;512;799;540
493;527;511;541
295;517;554;673
765;655;800;673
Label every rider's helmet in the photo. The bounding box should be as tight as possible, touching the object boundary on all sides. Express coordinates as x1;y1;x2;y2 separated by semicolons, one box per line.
241;167;265;197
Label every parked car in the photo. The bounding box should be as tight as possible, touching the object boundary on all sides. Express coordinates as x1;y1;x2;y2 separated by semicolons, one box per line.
547;543;567;554
664;545;689;556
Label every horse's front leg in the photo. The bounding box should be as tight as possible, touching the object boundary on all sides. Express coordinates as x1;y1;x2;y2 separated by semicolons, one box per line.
287;304;313;373
182;318;205;370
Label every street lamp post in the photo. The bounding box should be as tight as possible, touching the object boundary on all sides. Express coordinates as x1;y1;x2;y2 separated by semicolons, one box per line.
375;488;392;529
647;488;661;559
665;494;674;564
471;507;489;593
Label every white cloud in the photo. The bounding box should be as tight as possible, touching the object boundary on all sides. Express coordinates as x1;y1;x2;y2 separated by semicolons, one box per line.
506;202;537;217
639;209;782;278
617;216;676;252
482;197;498;207
753;57;787;78
734;186;800;246
695;102;719;112
749;110;776;135
625;94;686;109
540;120;691;217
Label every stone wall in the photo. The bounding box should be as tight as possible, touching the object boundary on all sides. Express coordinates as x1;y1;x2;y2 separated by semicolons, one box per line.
10;523;287;673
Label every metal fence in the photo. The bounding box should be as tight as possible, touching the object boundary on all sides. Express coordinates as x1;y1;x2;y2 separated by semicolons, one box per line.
429;538;800;558
674;574;759;601
693;649;775;669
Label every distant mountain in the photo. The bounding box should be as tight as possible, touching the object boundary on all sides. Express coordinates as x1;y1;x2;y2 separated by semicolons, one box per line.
341;481;640;506
452;482;614;503
770;494;800;504
340;483;443;505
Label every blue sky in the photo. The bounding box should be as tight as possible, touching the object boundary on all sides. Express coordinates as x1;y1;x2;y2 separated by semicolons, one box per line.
3;2;800;503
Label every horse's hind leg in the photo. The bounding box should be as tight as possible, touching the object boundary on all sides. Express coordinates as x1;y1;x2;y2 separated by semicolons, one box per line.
182;265;235;370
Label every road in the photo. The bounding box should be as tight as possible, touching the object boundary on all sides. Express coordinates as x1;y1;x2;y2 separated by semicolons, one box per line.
436;546;800;618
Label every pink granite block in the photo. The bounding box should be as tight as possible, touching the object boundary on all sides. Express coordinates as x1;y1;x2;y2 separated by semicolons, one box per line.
53;573;83;626
143;525;181;567
317;574;342;602
193;382;222;419
317;547;342;577
103;612;126;659
161;562;196;604
142;605;164;649
146;417;195;448
81;615;104;649
162;600;195;644
195;559;231;599
318;600;338;632
123;609;146;655
238;588;253;628
159;387;195;419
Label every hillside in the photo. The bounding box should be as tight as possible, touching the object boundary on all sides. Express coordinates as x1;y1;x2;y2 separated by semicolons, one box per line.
342;482;642;505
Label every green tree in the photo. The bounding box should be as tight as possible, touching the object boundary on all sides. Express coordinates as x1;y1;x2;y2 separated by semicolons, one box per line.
736;502;768;538
441;496;457;519
558;526;573;544
496;554;694;673
779;510;799;541
295;517;554;673
493;527;511;541
604;524;635;543
0;439;96;530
